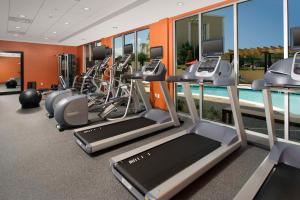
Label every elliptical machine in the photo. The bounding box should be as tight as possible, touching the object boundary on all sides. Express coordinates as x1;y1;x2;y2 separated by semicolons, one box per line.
45;46;112;118
54;44;143;131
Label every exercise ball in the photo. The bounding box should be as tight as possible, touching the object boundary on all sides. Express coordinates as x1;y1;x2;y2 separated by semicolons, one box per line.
19;89;42;109
6;79;17;88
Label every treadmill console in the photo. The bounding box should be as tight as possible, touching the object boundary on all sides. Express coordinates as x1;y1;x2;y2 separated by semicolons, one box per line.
193;56;234;86
196;57;220;77
254;51;300;89
143;59;161;75
291;51;300;81
141;46;166;81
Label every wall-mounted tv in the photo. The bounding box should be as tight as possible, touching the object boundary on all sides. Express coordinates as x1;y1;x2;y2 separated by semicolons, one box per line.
202;39;224;57
291;27;300;50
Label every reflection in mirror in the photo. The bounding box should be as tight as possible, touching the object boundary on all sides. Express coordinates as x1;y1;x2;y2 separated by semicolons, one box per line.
0;52;22;94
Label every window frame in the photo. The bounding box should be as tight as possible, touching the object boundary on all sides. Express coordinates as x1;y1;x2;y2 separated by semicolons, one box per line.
173;0;295;142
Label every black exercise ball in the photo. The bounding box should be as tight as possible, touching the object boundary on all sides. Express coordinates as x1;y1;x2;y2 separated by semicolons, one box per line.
19;89;42;109
6;79;17;88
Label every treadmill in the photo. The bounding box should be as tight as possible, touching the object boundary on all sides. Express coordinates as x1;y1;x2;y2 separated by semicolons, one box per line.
110;56;247;200
234;52;300;200
73;46;180;154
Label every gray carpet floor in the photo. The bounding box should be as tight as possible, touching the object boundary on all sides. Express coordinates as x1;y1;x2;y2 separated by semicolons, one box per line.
0;94;268;200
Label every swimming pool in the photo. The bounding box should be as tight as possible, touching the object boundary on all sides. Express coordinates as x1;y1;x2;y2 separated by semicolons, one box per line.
176;85;300;115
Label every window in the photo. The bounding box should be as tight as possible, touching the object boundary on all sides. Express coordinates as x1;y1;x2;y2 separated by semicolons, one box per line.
173;0;299;143
202;6;233;123
137;29;150;69
84;42;97;71
113;29;150;71
237;0;284;137
174;15;199;113
288;0;300;141
238;0;283;84
113;36;123;62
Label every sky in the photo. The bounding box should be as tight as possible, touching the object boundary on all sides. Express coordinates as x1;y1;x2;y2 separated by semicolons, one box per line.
238;0;300;49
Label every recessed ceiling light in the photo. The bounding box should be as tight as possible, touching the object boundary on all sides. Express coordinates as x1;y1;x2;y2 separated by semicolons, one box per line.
65;22;69;25
112;26;118;29
53;31;57;34
83;7;90;11
15;26;21;29
19;14;26;18
177;2;184;6
45;37;49;40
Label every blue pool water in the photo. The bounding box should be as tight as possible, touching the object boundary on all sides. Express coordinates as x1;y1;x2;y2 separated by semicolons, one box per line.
177;85;300;115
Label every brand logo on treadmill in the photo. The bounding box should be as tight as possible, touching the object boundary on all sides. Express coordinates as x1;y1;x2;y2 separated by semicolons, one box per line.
83;127;101;134
128;152;151;164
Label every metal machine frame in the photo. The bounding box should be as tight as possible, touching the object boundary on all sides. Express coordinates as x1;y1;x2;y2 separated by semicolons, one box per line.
73;46;180;153
234;52;300;200
110;56;247;200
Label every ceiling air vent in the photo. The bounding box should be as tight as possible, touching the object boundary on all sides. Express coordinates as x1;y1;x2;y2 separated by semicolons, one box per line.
8;16;33;24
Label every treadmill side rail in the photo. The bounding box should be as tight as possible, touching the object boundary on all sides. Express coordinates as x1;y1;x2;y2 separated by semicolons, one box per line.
112;167;145;200
234;155;275;200
74;115;140;133
79;121;175;153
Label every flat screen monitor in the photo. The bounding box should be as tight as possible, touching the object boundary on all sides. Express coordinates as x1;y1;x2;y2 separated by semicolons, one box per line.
124;44;133;55
202;39;224;56
291;27;300;50
92;46;106;61
150;46;163;59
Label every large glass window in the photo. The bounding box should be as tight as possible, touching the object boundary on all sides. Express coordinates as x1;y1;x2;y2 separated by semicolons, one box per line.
288;0;300;141
202;6;234;61
113;36;123;62
84;42;96;71
175;15;199;113
113;29;150;71
289;0;300;55
137;29;150;69
202;6;233;123
237;0;284;137
238;0;283;84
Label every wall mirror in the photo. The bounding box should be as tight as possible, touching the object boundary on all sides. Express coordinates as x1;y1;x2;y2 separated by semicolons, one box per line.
0;51;24;95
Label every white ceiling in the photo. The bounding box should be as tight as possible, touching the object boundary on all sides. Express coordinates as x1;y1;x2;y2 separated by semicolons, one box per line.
0;0;223;46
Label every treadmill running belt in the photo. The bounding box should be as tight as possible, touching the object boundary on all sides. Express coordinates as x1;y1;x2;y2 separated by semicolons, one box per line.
255;163;300;200
115;134;221;195
75;117;156;144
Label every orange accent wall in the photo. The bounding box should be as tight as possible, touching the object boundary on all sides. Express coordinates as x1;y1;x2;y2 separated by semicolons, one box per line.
77;45;84;74
101;37;113;66
149;19;170;110
0;40;79;89
0;56;21;83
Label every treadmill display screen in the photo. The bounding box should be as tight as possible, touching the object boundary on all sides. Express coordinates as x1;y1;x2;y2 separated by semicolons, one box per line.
197;59;218;73
150;46;163;59
92;46;106;61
